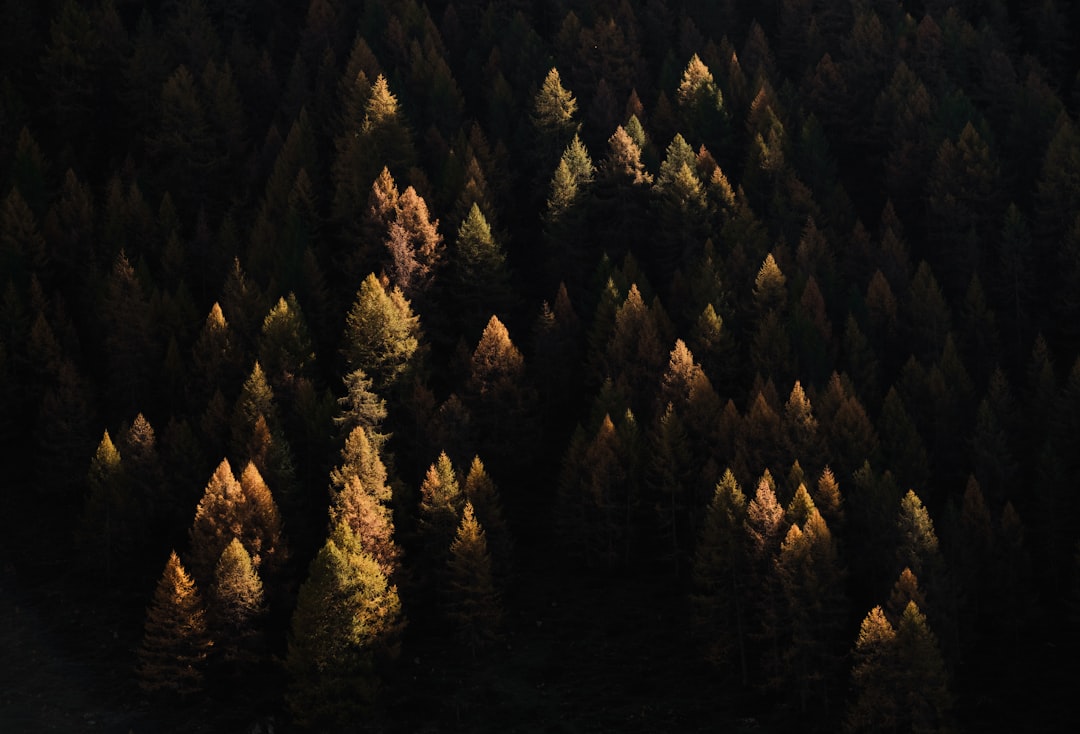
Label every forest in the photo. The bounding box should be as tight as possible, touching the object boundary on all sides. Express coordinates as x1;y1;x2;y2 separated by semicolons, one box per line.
2;0;1080;731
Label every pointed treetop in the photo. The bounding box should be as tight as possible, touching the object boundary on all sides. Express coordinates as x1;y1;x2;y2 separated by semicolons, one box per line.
896;490;940;575
753;252;787;313
532;67;578;133
469;315;525;389
363;74;401;131
677;54;722;110
603;126;653;185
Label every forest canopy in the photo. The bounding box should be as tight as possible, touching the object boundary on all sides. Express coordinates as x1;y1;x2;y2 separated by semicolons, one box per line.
2;0;1080;732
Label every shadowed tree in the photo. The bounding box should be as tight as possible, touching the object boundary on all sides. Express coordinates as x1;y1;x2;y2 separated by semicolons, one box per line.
208;538;266;685
447;501;502;653
445;203;512;341
418;451;465;570
692;469;749;684
78;430;129;580
464;315;536;472
462;455;511;582
137;551;212;698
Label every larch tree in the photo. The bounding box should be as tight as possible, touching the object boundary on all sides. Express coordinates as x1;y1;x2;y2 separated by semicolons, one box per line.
137;551;212;698
334;369;388;447
845;606;899;733
384;186;443;301
464;315;535;471
330;424;392;504
462;455;511;582
329;472;400;579
531;67;579;176
343;273;421;394
418;451;465;569
191;301;242;405
692;469;750;684
209;538;266;676
257;293;315;393
188;459;286;589
446;501;503;653
286;522;403;728
78;430;129;580
896;489;941;577
446;203;512;341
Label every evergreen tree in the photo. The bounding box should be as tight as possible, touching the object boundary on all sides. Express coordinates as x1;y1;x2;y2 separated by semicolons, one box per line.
342;273;421;394
137;551;212;697
209;538;266;677
78;430;129;579
692;469;749;683
845;606;899;733
286;522;403;728
446;501;502;653
445;203;512;340
418;451;464;567
329;473;400;579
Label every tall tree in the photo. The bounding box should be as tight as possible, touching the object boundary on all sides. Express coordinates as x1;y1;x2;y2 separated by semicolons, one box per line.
692;469;749;684
342;273;421;394
208;538;266;682
446;501;502;653
286;522;403;728
136;551;212;698
445;203;512;341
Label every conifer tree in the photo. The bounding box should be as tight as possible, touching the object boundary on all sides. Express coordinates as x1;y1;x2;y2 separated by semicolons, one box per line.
191;301;242;404
692;469;749;683
188;459;286;588
343;273;421;393
79;430;129;579
531;67;579;175
137;551;212;697
447;501;502;653
845;606;899;732
418;451;464;567
446;203;512;340
462;455;511;580
286;522;403;728
258;293;314;392
464;315;535;470
896;489;941;577
209;538;266;675
334;369;388;445
329;474;400;579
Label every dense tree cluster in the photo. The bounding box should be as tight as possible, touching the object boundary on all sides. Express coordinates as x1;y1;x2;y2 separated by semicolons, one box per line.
4;0;1080;731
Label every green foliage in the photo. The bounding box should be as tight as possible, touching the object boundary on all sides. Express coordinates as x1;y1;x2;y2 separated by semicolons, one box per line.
286;522;403;728
343;273;421;393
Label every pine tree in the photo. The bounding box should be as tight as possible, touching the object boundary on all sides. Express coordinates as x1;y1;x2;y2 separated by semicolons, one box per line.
137;551;212;697
447;501;502;653
286;522;403;728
